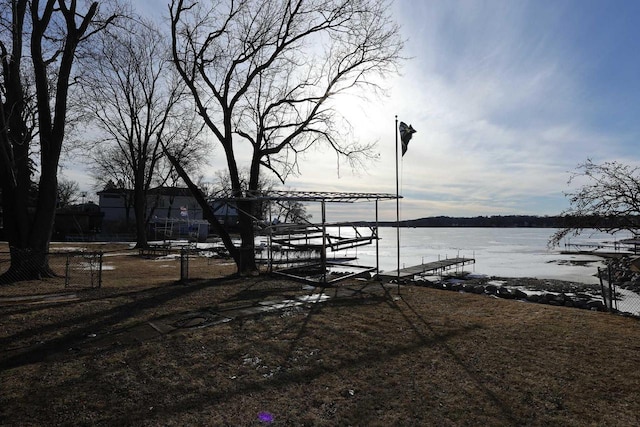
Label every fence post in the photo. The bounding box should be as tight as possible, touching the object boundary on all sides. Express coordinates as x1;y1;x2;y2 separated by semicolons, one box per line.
598;267;608;309
98;252;103;288
608;264;614;311
180;247;189;283
65;253;70;288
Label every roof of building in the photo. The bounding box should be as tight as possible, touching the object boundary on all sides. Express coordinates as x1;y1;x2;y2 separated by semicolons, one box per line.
98;187;194;197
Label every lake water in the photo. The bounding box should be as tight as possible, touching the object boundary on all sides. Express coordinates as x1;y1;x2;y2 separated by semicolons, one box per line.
325;227;633;285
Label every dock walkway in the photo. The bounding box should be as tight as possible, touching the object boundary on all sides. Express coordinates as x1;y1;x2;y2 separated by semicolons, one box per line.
378;257;475;280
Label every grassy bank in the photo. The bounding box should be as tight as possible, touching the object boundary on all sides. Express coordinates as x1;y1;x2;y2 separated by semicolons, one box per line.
1;245;639;425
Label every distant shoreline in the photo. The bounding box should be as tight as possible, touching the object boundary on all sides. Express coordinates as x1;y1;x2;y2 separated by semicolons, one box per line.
350;214;628;229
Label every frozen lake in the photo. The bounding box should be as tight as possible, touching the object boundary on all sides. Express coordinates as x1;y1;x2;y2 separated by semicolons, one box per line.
325;227;633;285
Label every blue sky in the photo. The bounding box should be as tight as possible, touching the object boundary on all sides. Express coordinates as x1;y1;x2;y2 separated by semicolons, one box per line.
300;0;640;221
68;0;640;222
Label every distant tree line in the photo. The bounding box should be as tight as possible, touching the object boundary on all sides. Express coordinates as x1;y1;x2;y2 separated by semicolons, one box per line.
362;215;640;229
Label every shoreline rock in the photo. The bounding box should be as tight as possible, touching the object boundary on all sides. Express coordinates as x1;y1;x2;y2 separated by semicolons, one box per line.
410;274;609;312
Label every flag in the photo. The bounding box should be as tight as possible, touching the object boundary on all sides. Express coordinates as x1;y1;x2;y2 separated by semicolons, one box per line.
399;121;416;156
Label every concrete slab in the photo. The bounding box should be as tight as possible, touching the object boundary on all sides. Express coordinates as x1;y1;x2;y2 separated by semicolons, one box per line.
258;300;304;310
171;312;233;329
258;299;300;307
148;321;177;334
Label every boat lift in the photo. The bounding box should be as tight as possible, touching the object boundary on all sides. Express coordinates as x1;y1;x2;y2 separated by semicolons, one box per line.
215;191;398;285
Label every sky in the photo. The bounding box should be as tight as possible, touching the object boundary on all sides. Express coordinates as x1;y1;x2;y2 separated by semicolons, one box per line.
67;0;640;223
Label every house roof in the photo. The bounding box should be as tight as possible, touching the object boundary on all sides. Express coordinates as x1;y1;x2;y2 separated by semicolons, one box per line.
97;187;194;197
147;187;193;197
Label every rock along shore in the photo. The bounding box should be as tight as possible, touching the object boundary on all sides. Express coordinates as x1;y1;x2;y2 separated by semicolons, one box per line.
408;274;608;312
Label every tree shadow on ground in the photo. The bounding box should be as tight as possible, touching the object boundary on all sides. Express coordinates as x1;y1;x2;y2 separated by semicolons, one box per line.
0;275;244;370
2;278;522;425
395;294;519;425
106;314;483;425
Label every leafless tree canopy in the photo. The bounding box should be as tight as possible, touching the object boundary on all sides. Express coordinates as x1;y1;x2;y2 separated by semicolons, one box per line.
56;177;80;207
79;14;206;247
170;0;403;186
82;16;206;187
1;0;119;281
169;0;403;273
549;159;640;246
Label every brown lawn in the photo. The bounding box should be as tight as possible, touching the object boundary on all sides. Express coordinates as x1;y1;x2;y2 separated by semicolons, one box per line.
1;243;640;426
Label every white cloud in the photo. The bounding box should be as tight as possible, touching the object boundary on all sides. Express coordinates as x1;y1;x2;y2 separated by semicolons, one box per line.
67;0;639;223
285;0;637;221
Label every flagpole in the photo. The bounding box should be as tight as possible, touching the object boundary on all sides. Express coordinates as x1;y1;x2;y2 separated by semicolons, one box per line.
395;115;400;294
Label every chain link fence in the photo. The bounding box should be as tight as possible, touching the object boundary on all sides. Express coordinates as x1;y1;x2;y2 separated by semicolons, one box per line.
0;250;103;288
599;260;640;317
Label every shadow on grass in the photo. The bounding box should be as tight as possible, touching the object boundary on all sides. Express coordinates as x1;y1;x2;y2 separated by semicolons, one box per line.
105;318;483;426
0;275;243;371
0;274;327;372
395;294;519;425
2;278;521;425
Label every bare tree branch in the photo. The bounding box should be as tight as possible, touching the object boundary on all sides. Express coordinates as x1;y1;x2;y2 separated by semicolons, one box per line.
170;0;403;273
78;13;206;247
549;159;640;247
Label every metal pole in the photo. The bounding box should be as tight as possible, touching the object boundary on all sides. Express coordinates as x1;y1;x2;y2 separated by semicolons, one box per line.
321;200;327;284
375;199;379;279
395;115;400;293
268;202;272;273
98;252;103;288
65;253;70;288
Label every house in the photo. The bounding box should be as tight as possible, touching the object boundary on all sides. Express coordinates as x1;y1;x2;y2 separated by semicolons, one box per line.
98;186;204;224
209;200;239;229
53;202;104;241
97;186;239;239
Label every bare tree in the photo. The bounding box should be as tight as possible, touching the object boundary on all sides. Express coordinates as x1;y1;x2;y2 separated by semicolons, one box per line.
57;177;80;207
549;159;640;246
169;0;403;274
0;0;118;282
80;16;206;248
206;170;310;224
272;198;311;224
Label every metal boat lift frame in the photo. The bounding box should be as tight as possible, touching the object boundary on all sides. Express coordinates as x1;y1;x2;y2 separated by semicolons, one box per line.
216;190;398;284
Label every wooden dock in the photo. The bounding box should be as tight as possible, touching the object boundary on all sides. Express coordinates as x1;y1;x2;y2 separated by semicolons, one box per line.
377;257;475;280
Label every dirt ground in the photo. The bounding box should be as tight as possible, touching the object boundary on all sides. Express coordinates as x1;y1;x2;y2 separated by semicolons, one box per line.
1;244;640;426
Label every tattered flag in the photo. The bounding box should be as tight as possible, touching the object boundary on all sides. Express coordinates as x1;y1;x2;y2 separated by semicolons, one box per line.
399;122;416;156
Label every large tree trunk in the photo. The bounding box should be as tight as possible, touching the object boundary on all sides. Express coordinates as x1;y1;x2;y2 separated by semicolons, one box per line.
0;0;106;284
0;152;58;283
235;200;258;275
0;184;49;283
133;184;148;249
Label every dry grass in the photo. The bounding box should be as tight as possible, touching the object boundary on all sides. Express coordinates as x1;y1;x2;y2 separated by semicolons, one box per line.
1;246;640;426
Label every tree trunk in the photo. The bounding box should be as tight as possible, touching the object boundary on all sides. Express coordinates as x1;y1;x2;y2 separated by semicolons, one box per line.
161;145;252;274
133;184;148;249
1;0;105;284
235;199;258;275
0;156;58;283
0;248;54;284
